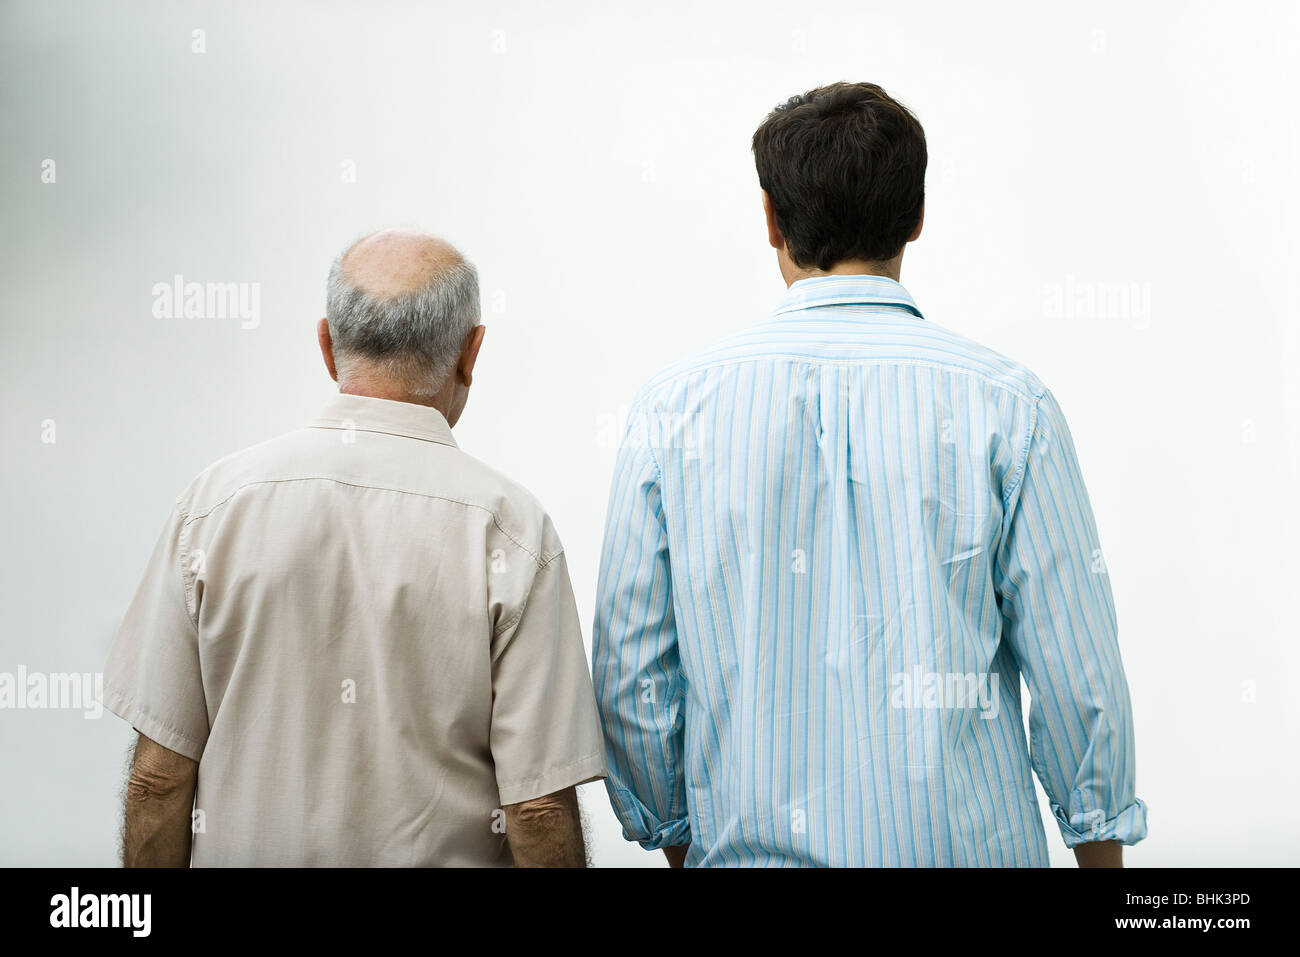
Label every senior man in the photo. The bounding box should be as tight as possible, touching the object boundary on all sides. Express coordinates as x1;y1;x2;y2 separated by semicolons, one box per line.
104;228;605;866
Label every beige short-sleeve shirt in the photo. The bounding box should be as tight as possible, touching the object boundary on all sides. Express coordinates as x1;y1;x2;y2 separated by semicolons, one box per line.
103;393;606;866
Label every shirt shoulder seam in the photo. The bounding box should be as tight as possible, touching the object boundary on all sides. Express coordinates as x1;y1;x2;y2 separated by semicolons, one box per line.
1003;388;1049;505
171;498;201;633
491;548;566;639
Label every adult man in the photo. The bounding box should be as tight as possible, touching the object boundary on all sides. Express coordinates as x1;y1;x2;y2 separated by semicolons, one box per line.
593;83;1147;867
105;228;605;866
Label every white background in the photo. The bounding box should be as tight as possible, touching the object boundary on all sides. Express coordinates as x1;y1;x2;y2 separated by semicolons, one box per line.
1;0;1296;866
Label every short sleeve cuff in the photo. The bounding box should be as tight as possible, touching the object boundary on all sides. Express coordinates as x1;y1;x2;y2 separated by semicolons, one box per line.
103;686;206;762
496;750;607;806
1053;797;1149;848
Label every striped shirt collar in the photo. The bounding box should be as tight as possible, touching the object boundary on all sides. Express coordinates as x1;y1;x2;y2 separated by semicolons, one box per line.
307;392;458;448
773;274;925;320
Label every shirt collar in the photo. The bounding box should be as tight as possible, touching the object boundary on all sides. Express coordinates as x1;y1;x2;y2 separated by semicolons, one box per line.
773;274;925;320
307;393;458;448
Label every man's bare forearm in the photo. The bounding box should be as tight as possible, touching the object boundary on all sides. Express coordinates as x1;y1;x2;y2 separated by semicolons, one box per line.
663;845;689;868
1074;840;1123;868
122;734;198;867
503;786;587;867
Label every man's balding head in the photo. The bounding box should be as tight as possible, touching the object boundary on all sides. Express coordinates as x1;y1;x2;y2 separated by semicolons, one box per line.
322;228;482;411
340;229;466;300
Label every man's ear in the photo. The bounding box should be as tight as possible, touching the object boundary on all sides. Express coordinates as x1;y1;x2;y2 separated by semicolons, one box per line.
317;317;338;381
457;325;486;388
908;202;925;242
762;190;785;251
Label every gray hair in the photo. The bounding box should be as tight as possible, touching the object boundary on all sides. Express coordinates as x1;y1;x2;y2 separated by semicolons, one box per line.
325;242;480;395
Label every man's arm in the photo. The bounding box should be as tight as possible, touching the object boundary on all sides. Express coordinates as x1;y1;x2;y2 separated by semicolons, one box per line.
103;499;211;866
994;389;1148;864
662;845;689;868
122;733;197;867
592;411;692;859
1074;840;1123;868
503;786;587;867
486;540;606;866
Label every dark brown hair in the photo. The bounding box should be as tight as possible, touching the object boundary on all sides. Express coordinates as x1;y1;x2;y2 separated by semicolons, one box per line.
752;82;927;270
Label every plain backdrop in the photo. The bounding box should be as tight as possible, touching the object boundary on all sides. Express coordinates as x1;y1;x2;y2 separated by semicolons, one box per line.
2;0;1296;867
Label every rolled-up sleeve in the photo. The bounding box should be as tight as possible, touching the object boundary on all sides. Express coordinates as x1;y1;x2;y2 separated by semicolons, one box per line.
995;389;1149;848
592;415;690;851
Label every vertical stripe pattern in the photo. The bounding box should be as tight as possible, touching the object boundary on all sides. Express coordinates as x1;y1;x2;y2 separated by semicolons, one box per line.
593;275;1148;867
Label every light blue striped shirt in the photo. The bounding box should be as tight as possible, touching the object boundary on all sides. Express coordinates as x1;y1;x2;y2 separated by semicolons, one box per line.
592;275;1148;867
